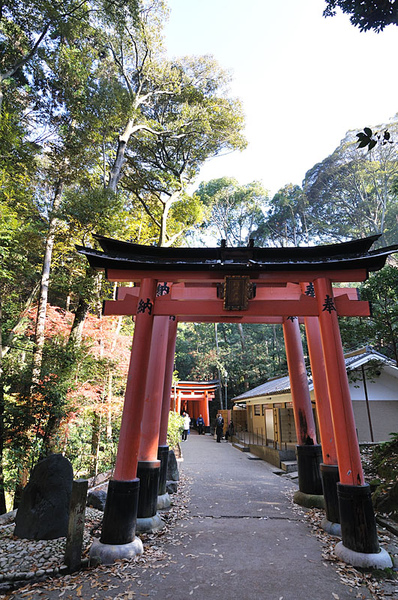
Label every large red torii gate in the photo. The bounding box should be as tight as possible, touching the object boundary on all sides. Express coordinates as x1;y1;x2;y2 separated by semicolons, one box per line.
79;234;396;568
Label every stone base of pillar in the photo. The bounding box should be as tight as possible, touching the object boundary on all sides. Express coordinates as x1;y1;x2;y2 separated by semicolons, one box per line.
337;483;381;555
137;460;160;519
293;490;325;509
157;492;171;510
89;536;143;566
321;517;342;537
334;541;392;569
136;512;164;533
157;445;169;496
296;444;323;495
320;463;340;524
100;479;140;545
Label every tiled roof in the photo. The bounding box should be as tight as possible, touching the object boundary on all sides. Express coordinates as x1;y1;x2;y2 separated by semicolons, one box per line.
233;347;397;403
233;375;297;401
344;347;395;370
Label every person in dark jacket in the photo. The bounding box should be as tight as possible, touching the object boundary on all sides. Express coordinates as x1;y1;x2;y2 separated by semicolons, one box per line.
215;414;224;443
196;414;205;435
225;420;234;442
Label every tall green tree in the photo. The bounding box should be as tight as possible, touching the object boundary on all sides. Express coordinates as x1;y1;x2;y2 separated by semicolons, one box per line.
194;178;268;246
303;123;398;244
323;0;398;32
121;56;246;246
0;0;139;111
361;265;398;363
253;184;309;247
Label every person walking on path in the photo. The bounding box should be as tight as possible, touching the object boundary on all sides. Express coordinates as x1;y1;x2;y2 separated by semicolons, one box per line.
225;419;234;442
196;414;205;435
181;412;190;441
215;413;224;442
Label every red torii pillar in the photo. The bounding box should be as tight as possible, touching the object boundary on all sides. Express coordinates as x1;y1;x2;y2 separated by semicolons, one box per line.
158;317;178;508
92;278;157;562
282;316;323;498
314;277;391;566
136;315;169;532
176;389;181;414
304;315;340;529
201;391;210;431
301;282;340;529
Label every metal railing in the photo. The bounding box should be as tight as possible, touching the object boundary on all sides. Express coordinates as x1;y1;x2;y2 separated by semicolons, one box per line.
233;426;295;451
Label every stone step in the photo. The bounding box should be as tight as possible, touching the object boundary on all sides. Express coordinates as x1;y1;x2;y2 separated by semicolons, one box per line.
281;460;298;473
246;452;261;460
272;469;285;477
283;471;299;480
232;442;250;452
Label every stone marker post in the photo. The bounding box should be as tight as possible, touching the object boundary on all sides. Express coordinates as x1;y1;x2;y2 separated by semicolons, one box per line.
64;479;88;572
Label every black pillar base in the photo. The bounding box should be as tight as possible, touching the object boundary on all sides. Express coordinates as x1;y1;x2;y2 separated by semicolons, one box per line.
137;460;160;519
337;483;379;554
320;463;340;524
157;446;169;496
296;444;323;495
100;479;140;545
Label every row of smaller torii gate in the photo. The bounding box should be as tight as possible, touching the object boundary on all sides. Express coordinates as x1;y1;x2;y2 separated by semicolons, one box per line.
172;380;218;427
78;234;397;568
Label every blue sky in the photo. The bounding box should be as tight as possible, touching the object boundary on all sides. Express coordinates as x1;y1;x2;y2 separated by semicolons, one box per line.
164;0;398;197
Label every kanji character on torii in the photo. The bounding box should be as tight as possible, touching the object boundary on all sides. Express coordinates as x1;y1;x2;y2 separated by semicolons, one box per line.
78;234;397;569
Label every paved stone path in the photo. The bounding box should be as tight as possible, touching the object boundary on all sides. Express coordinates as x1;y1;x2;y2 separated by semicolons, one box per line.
4;433;398;599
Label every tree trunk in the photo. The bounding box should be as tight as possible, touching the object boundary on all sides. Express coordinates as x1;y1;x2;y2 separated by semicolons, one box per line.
31;180;64;385
272;325;282;371
159;201;169;247
237;323;249;390
39;414;61;458
90;412;101;477
68;271;102;348
214;323;223;410
104;315;122;448
237;323;245;351
68;298;90;348
106;372;113;442
2;282;40;358
107;119;152;191
108;139;128;192
13;467;29;510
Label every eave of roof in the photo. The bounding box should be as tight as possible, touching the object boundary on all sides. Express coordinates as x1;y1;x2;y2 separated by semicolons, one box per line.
345;348;398;372
76;235;398;274
175;380;220;391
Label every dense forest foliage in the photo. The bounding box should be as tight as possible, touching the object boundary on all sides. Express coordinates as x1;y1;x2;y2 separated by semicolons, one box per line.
1;0;397;511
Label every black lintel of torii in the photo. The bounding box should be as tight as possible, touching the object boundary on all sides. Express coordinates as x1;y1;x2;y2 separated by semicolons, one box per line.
76;233;398;274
